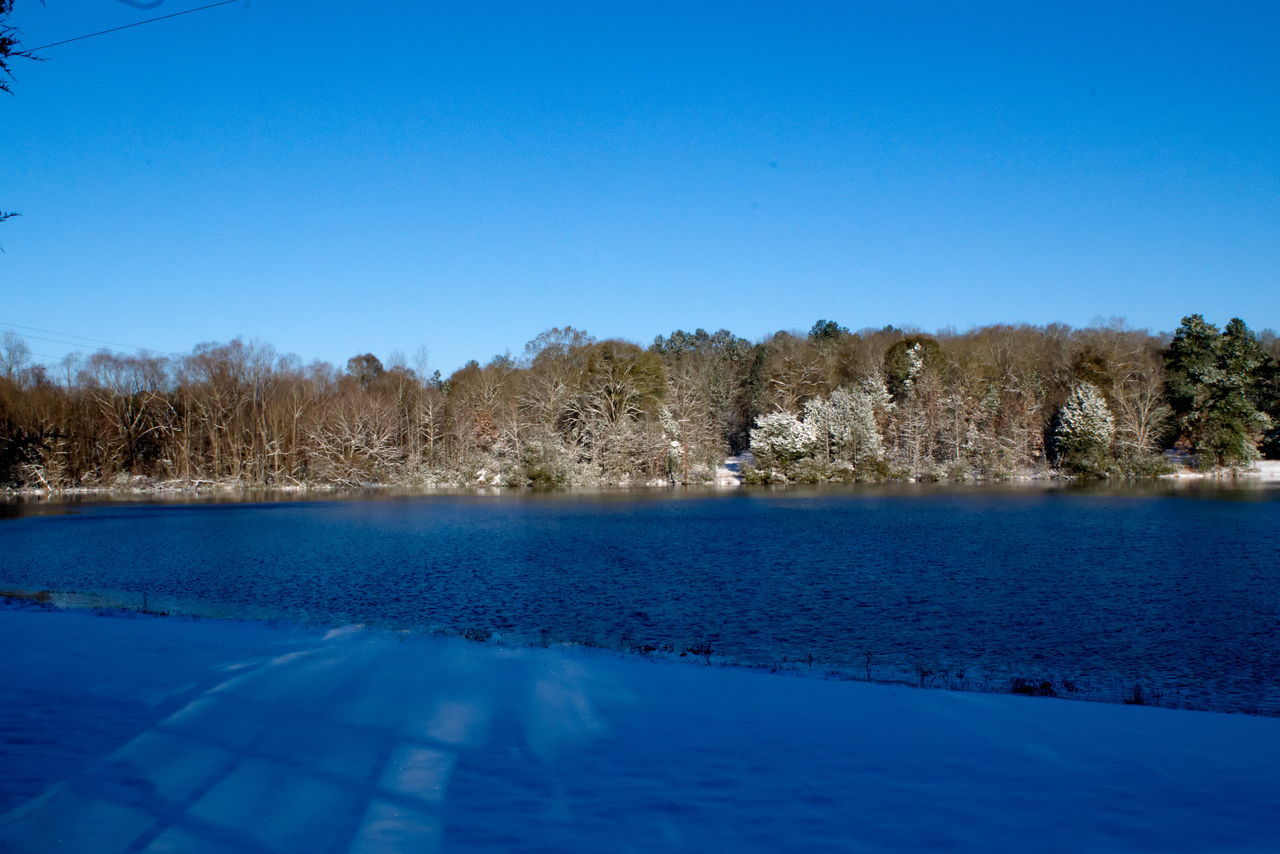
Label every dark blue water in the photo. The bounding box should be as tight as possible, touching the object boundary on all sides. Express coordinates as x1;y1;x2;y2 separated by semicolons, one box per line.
2;485;1278;713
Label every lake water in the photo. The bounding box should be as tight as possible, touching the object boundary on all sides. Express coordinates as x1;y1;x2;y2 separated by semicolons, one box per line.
2;484;1278;714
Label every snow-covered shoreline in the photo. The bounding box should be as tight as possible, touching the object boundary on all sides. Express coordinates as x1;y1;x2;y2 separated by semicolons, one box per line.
2;604;1277;852
1160;460;1280;482
7;460;1280;500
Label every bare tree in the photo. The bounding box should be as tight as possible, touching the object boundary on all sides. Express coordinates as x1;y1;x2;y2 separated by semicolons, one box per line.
0;330;31;381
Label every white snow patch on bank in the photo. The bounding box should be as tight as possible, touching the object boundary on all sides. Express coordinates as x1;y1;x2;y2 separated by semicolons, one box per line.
1160;453;1280;482
1;605;1277;852
715;454;748;486
1243;460;1280;481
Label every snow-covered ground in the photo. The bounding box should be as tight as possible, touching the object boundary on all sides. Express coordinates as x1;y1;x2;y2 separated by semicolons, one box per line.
1243;460;1280;482
1160;454;1280;482
714;454;748;486
2;603;1277;853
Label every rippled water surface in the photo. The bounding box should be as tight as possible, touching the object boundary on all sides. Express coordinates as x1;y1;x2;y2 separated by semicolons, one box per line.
3;485;1278;713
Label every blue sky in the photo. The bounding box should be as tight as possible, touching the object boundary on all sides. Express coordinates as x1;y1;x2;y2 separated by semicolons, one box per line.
3;1;1278;374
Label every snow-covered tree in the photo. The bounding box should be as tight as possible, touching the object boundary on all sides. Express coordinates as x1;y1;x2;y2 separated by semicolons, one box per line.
826;386;884;464
857;372;894;416
1054;382;1116;473
749;411;817;467
801;397;834;461
904;343;925;390
659;405;684;477
754;384;885;476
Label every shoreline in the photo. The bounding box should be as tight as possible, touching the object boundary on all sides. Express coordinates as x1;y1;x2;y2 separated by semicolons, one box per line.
4;461;1279;499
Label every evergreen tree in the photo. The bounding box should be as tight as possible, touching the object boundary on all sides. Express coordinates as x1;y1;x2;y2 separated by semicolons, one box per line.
1053;382;1116;474
1165;315;1220;421
808;319;849;342
1165;315;1270;465
1202;319;1270;464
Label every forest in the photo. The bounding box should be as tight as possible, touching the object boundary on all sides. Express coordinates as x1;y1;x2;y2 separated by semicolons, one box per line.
0;315;1276;490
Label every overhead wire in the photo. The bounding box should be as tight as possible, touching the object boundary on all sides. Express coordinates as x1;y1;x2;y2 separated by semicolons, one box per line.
27;0;242;53
0;321;150;352
0;333;75;363
4;330;134;352
0;326;177;370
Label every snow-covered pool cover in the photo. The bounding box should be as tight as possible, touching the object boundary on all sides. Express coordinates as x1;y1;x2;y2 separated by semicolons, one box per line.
1;605;1276;853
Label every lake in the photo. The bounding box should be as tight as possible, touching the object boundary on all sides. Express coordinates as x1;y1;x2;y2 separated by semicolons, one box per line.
2;483;1278;714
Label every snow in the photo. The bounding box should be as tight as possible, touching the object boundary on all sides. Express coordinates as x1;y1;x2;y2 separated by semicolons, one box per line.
1243;460;1280;482
1159;459;1280;482
714;455;745;486
2;603;1278;852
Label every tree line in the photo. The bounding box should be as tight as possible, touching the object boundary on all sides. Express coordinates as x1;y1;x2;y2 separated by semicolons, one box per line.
1;315;1276;490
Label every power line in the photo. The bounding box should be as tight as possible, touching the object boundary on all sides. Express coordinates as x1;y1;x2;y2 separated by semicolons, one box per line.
0;321;149;352
6;330;128;352
5;331;168;366
29;0;242;53
0;334;72;363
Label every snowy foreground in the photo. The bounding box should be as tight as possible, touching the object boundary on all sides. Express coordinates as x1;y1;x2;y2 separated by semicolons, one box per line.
2;604;1278;853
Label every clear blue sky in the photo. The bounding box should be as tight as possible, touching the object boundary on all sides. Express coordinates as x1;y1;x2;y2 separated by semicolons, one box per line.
4;1;1278;374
